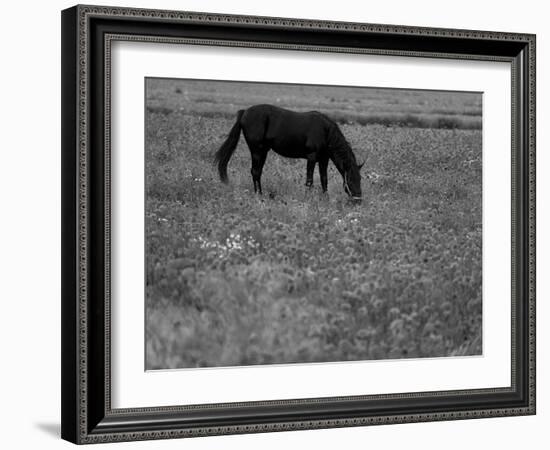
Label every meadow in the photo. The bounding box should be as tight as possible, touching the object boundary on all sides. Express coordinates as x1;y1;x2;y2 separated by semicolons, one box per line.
145;79;483;369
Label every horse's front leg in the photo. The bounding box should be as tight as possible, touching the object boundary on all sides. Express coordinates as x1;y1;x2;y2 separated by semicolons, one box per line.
318;157;329;193
305;156;316;187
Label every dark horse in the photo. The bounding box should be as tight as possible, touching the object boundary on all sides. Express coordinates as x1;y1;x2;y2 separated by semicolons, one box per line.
214;104;363;201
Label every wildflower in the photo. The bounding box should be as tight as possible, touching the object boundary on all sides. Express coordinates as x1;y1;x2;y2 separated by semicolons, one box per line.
388;307;400;318
356;327;377;340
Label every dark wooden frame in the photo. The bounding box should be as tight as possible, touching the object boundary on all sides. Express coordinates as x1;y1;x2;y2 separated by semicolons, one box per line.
61;4;536;444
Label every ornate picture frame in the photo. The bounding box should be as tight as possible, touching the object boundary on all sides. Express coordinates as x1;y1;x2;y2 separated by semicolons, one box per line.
61;4;535;444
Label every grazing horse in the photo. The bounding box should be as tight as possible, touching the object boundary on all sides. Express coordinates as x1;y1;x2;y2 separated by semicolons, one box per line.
214;104;364;201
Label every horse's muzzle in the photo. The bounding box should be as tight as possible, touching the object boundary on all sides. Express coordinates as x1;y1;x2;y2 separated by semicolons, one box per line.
351;196;362;203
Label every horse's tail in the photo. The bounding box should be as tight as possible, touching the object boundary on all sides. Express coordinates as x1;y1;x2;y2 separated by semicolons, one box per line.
215;109;244;183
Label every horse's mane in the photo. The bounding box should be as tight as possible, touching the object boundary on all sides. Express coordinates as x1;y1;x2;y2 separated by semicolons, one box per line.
326;120;358;170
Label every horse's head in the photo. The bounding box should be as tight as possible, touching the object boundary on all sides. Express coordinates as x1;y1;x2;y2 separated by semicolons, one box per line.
343;161;364;203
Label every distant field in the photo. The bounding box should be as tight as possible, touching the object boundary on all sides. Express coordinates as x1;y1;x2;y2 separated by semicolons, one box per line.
145;78;482;370
147;78;482;130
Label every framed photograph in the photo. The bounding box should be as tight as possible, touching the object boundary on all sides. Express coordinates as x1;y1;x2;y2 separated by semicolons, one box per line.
61;4;536;444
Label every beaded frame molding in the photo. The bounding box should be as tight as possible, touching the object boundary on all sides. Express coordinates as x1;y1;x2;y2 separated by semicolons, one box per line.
61;4;536;444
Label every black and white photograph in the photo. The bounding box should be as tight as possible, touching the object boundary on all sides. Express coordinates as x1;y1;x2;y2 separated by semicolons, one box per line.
145;78;483;370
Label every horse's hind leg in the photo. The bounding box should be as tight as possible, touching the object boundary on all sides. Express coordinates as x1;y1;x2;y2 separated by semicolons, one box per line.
250;148;267;195
305;157;316;187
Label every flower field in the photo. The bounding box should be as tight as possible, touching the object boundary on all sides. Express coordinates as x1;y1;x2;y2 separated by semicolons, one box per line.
145;79;482;369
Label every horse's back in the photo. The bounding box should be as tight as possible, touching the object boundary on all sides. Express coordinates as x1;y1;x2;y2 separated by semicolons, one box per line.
241;104;332;155
243;104;330;129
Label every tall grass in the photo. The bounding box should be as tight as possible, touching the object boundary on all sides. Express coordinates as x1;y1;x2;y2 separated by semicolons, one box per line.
145;103;482;369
